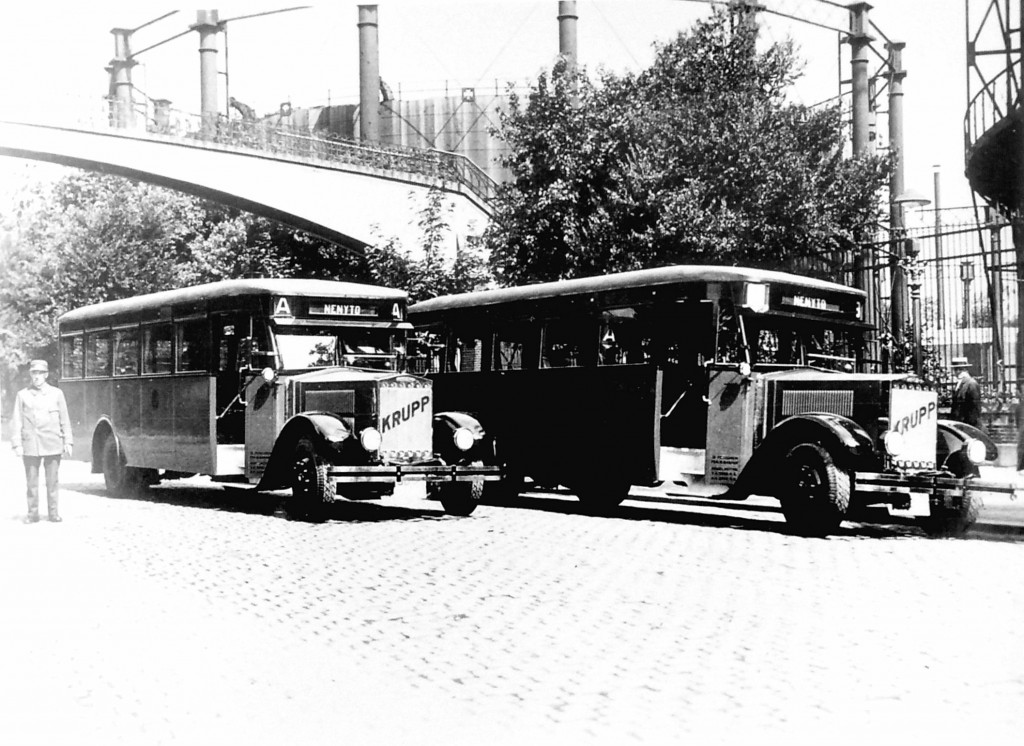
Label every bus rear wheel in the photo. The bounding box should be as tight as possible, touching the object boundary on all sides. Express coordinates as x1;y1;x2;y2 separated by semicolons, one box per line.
573;474;631;513
778;443;850;536
101;435;147;498
288;438;335;522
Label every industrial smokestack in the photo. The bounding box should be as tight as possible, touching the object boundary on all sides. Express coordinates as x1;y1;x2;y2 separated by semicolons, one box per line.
193;10;221;139
557;0;578;74
358;5;381;142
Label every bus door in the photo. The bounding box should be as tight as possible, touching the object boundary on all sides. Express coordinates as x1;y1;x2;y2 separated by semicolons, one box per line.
212;312;249;444
658;300;714;448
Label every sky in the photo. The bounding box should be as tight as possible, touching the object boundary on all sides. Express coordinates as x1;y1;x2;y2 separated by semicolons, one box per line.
0;1;993;218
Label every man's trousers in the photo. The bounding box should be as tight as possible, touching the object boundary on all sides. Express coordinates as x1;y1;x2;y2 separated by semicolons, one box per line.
23;455;61;519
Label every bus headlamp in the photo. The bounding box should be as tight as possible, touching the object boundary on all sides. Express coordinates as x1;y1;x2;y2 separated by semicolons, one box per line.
261;367;277;384
453;427;475;452
359;427;382;452
882;430;905;456
965;438;986;464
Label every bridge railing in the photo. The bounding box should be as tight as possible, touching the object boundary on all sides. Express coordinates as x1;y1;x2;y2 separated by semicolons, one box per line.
139;105;497;211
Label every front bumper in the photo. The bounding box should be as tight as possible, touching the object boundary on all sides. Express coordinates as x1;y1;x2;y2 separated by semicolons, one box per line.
327;462;500;484
855;470;1017;502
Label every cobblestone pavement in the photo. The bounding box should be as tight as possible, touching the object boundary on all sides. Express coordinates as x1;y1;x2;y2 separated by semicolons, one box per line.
2;448;1022;745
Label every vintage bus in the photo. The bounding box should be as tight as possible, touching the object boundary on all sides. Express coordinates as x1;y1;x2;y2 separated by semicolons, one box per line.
57;279;497;520
409;265;1013;536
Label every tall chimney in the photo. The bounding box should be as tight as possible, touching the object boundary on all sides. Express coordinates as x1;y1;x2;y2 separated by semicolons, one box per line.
358;5;380;142
557;1;578;74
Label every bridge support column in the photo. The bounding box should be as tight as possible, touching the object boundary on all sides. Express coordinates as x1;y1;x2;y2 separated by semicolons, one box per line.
108;28;136;129
193;11;222;140
358;5;380;143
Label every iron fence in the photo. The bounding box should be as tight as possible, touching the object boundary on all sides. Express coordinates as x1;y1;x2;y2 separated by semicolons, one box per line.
863;208;1020;439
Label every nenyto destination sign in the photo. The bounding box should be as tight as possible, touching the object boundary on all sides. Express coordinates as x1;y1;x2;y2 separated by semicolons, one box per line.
271;296;406;322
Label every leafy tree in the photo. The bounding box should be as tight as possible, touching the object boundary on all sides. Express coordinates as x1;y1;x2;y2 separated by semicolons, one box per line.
486;8;892;286
365;188;492;303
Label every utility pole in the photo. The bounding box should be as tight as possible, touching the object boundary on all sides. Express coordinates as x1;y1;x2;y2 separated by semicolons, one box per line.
847;3;877;366
358;5;381;143
887;40;907;345
933;166;944;329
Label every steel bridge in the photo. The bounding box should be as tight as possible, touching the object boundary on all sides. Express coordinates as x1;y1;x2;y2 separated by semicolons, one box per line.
0;113;497;252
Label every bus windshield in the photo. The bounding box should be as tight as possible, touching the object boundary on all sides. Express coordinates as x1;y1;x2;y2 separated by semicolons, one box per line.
746;318;862;371
274;328;397;370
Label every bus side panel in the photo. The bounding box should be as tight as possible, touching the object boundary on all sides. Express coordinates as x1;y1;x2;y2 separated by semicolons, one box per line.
60;379;96;461
431;364;662;487
113;377;143;461
172;376;216;474
134;376;175;469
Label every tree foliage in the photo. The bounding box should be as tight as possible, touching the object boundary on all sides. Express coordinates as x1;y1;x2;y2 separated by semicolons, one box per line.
364;188;492;303
486;8;892;286
0;172;487;397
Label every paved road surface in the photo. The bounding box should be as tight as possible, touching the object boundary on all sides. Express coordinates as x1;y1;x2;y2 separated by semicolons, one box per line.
1;448;1022;745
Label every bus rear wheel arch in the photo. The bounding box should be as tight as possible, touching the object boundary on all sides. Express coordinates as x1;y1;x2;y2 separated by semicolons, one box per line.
100;435;152;498
778;443;851;536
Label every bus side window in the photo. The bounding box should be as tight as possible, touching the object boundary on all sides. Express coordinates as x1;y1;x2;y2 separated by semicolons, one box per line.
177;318;209;372
542;318;594;368
61;334;84;378
143;324;174;374
599;309;651;366
449;335;482;372
113;327;140;376
85;330;112;377
493;324;539;371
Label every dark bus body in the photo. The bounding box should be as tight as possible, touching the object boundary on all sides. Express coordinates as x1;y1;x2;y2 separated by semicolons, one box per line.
58;278;497;519
410;265;1013;536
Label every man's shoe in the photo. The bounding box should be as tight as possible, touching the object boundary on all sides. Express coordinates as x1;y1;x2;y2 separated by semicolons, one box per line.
23;515;40;524
49;515;62;523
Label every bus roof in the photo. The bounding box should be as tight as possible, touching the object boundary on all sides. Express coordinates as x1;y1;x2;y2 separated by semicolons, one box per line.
59;278;407;325
409;265;864;316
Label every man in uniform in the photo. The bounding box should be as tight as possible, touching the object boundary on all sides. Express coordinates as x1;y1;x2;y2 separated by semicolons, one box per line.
950;356;982;429
11;359;73;523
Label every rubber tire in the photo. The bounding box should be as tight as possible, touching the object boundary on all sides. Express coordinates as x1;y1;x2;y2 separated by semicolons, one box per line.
431;463;485;516
101;435;146;498
288;438;336;522
778;443;851;537
922;452;982;538
573;474;631;513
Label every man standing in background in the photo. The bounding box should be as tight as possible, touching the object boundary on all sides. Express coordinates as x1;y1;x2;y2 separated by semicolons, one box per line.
950;357;982;429
11;359;73;523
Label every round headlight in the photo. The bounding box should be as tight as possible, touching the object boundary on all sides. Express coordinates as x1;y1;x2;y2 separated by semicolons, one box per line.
359;427;382;452
452;427;475;452
965;438;986;464
261;367;277;384
882;430;905;456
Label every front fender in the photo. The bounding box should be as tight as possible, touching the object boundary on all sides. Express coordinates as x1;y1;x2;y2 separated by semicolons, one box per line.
255;413;352;491
432;411;492;464
937;418;995;473
734;412;876;498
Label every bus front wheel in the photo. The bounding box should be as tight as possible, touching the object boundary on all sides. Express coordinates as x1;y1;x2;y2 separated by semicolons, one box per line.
778;443;850;536
288;438;336;521
429;463;484;516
